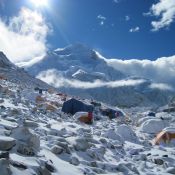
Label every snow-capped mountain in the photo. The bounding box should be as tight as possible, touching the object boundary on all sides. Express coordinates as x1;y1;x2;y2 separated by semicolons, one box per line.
24;43;125;81
22;43;175;107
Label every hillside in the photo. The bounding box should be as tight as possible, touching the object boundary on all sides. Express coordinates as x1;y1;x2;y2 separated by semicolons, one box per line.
1;51;175;174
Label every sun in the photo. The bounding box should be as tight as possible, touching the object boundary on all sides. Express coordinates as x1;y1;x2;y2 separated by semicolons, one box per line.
30;0;48;7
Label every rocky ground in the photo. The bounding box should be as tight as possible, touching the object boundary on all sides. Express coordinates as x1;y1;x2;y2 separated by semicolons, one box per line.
0;76;175;175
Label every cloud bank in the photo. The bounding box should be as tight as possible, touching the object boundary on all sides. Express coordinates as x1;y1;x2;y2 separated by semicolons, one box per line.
0;8;50;63
36;69;146;89
148;0;175;31
105;55;175;87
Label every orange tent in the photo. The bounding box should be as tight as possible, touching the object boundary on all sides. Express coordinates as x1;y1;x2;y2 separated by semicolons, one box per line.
153;128;175;145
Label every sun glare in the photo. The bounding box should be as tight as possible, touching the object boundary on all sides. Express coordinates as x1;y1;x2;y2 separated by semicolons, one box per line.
30;0;48;7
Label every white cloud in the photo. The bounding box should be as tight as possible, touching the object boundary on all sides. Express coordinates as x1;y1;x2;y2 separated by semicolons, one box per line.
100;21;104;26
148;0;175;31
149;83;173;91
37;69;146;89
125;15;130;21
0;7;50;63
97;15;106;26
129;26;140;32
97;15;106;21
105;55;175;87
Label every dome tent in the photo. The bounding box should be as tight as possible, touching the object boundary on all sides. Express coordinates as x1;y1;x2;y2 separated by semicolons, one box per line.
62;98;94;115
153;127;175;145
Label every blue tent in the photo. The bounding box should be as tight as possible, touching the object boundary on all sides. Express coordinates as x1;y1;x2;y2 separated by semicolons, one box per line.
101;108;125;119
148;111;156;117
62;98;94;115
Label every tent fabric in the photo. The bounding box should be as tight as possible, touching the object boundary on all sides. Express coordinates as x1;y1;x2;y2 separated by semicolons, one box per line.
153;129;175;145
148;112;156;117
73;112;93;124
62;98;94;115
101;108;124;119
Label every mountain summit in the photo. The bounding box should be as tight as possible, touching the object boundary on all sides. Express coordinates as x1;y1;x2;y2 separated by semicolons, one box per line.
25;43;125;81
22;44;174;107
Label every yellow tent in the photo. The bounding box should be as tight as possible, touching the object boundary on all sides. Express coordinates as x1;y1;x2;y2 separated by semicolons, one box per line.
153;128;175;145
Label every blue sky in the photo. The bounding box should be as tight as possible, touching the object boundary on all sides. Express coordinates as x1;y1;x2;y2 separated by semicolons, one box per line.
0;0;175;61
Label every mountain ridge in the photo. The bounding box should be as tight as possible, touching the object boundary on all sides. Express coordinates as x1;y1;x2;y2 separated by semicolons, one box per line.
17;44;175;107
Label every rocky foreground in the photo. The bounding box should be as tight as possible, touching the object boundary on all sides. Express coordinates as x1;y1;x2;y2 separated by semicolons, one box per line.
0;74;175;175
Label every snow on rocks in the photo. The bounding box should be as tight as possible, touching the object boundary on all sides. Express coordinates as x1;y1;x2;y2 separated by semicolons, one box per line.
87;147;106;161
11;127;40;156
69;137;92;151
0;136;16;151
69;156;80;166
0;159;12;175
139;118;169;134
23;120;39;128
103;129;124;144
1;67;175;175
166;167;175;174
116;124;138;143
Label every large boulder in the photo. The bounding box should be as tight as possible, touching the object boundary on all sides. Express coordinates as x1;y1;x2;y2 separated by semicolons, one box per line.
67;137;91;151
0;136;16;151
140;119;168;134
103;129;124;144
12;127;40;155
116;124;138;143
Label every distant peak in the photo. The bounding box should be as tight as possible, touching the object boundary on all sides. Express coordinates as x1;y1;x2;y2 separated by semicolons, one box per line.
54;43;93;55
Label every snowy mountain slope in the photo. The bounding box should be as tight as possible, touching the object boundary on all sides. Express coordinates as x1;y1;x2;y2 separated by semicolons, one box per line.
1;51;175;175
0;51;14;68
0;51;52;90
22;43;175;107
24;43;125;81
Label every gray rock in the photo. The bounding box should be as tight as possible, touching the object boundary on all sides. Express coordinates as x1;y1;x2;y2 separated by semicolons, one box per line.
90;161;98;167
56;141;71;154
99;138;107;144
51;145;63;154
0;136;16;151
166;167;175;174
38;166;52;175
73;137;91;151
154;158;164;165
87;147;106;160
92;167;105;174
12;126;40;155
23;120;39;128
17;143;35;156
0;159;12;175
0;152;9;159
70;156;80;166
45;161;55;172
10;160;27;169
